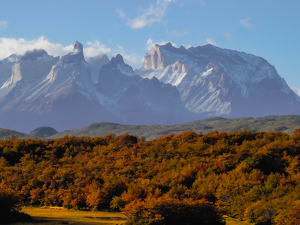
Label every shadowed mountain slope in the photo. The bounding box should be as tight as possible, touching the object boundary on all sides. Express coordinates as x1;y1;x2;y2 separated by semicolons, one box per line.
49;115;300;140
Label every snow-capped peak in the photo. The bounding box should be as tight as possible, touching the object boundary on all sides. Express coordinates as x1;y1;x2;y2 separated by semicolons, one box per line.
136;43;300;117
102;54;136;77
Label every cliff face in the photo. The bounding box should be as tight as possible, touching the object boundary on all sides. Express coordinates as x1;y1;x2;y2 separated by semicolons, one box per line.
0;42;119;133
136;43;300;117
96;54;195;125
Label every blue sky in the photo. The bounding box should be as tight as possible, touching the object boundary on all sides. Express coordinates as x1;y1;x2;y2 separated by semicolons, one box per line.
0;0;300;87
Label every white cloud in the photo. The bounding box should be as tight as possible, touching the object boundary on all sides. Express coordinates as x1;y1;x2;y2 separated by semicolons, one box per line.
116;44;123;51
0;36;111;60
113;43;142;66
120;0;174;29
0;21;8;29
206;38;216;45
84;40;111;58
116;8;126;19
240;18;252;28
146;38;177;51
222;32;233;40
122;54;141;65
166;28;192;36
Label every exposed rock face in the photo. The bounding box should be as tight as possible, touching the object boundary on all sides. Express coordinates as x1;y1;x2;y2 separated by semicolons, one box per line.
96;54;195;125
0;49;59;110
0;41;298;132
0;54;21;87
136;43;300;117
0;42;120;132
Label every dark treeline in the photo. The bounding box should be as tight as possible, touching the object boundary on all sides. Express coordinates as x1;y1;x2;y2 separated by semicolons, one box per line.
1;130;300;224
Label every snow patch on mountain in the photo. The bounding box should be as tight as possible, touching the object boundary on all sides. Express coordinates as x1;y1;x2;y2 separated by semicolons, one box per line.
136;43;300;117
288;83;300;97
0;41;120;132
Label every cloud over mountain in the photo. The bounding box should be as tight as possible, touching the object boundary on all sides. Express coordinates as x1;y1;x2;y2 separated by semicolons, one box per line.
0;36;111;61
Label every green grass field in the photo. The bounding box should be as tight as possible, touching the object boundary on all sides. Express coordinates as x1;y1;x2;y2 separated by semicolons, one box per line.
11;207;252;225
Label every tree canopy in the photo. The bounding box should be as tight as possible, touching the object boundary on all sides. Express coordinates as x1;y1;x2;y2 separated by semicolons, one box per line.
1;130;300;224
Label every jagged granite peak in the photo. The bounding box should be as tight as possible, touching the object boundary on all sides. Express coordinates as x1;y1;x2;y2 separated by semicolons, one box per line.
59;41;85;65
20;49;51;62
0;41;121;133
31;43;95;101
74;41;83;51
136;43;300;118
101;54;136;77
140;42;189;70
111;54;124;64
96;56;196;125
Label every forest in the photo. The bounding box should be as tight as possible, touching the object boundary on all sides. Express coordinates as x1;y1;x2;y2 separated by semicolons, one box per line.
1;129;300;224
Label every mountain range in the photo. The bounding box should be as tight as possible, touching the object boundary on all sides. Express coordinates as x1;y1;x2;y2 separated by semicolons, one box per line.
0;41;299;133
136;43;300;117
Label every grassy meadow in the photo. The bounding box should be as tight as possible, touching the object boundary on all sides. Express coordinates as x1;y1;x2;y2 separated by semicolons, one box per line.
12;207;128;225
10;207;251;225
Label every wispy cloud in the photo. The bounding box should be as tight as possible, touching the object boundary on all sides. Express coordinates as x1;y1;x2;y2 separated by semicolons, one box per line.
118;0;174;29
199;0;206;6
146;38;176;51
113;43;142;65
166;28;192;37
0;21;8;29
240;18;252;28
123;54;141;65
222;32;233;40
206;38;216;45
0;36;111;60
116;44;123;51
84;40;111;57
116;8;126;19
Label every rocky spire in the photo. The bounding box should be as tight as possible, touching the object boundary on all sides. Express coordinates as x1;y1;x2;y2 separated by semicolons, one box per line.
111;54;124;65
59;41;85;65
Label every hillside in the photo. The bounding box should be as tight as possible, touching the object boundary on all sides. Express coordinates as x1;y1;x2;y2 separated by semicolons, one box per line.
49;115;300;140
0;128;29;139
1;130;300;224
